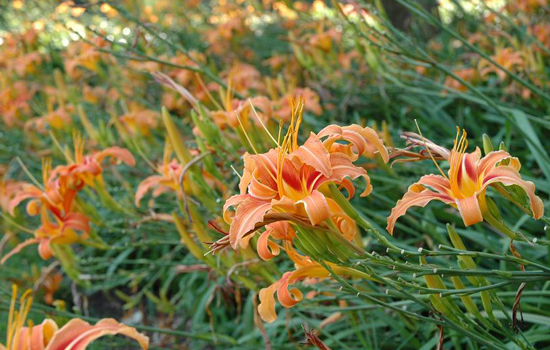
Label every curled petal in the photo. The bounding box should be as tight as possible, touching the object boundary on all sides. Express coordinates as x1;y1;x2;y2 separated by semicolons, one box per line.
228;196;271;249
417;175;452;195
455;195;483;226
258;281;280;323
277;272;303;308
222;194;249;224
296;190;330;226
8;185;43;215
328;153;370;196
257;229;281;260
267;221;294;240
135;175;164;207
482;166;544;219
239;150;278;195
291;133;332;177
38;239;54;260
44;318;149;350
93;147;136;167
318;124;389;163
478;150;517;175
327;198;357;241
63;213;90;233
387;181;453;234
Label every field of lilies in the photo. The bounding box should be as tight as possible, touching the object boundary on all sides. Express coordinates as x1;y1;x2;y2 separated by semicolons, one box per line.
1;0;550;349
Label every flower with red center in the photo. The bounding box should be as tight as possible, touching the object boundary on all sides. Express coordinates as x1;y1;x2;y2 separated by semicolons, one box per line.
222;100;388;250
387;129;544;235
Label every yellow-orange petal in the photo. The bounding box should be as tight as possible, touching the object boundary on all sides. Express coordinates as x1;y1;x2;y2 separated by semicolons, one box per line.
387;179;454;234
135;175;164;207
482;166;544;220
1;238;40;264
228;196;271;249
44;318;149;350
258;282;280;323
478;150;515;175
93;147;136;167
296;190;330;226
18;319;59;350
455;195;483;226
328;153;370;196
257;229;281;260
291;133;331;177
276;272;303;308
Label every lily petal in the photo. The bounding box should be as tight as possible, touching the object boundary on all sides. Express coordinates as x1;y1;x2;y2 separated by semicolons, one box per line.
257;228;281;260
328;153;371;196
44;318;149;350
482;166;544;219
228;196;271;248
291;133;332;177
18;319;58;350
455;195;483;226
387;179;453;234
258;281;280;323
93;147;136;167
296;190;330;226
277;272;303;308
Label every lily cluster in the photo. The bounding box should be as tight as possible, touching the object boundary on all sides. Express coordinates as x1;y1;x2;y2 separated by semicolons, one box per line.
3;136;134;264
216;99;389;322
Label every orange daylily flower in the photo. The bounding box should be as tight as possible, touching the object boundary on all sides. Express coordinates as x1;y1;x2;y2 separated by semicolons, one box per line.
10;139;135;217
387;129;544;234
135;144;225;207
221;100;389;250
478;48;524;81
274;88;322;121
444;67;479;92
119;103;160;136
0;166;25;213
1;285;149;350
25;105;75;134
0;81;35;127
257;238;371;323
135;147;185;207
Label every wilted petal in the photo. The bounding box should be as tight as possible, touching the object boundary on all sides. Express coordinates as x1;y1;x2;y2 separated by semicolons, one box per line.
44;318;149;350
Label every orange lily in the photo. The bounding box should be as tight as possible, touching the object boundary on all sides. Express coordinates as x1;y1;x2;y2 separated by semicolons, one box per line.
1;285;149;350
274;88;322;121
478;48;524;81
221;99;389;250
119;103;159;136
257;239;373;323
387;129;544;235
